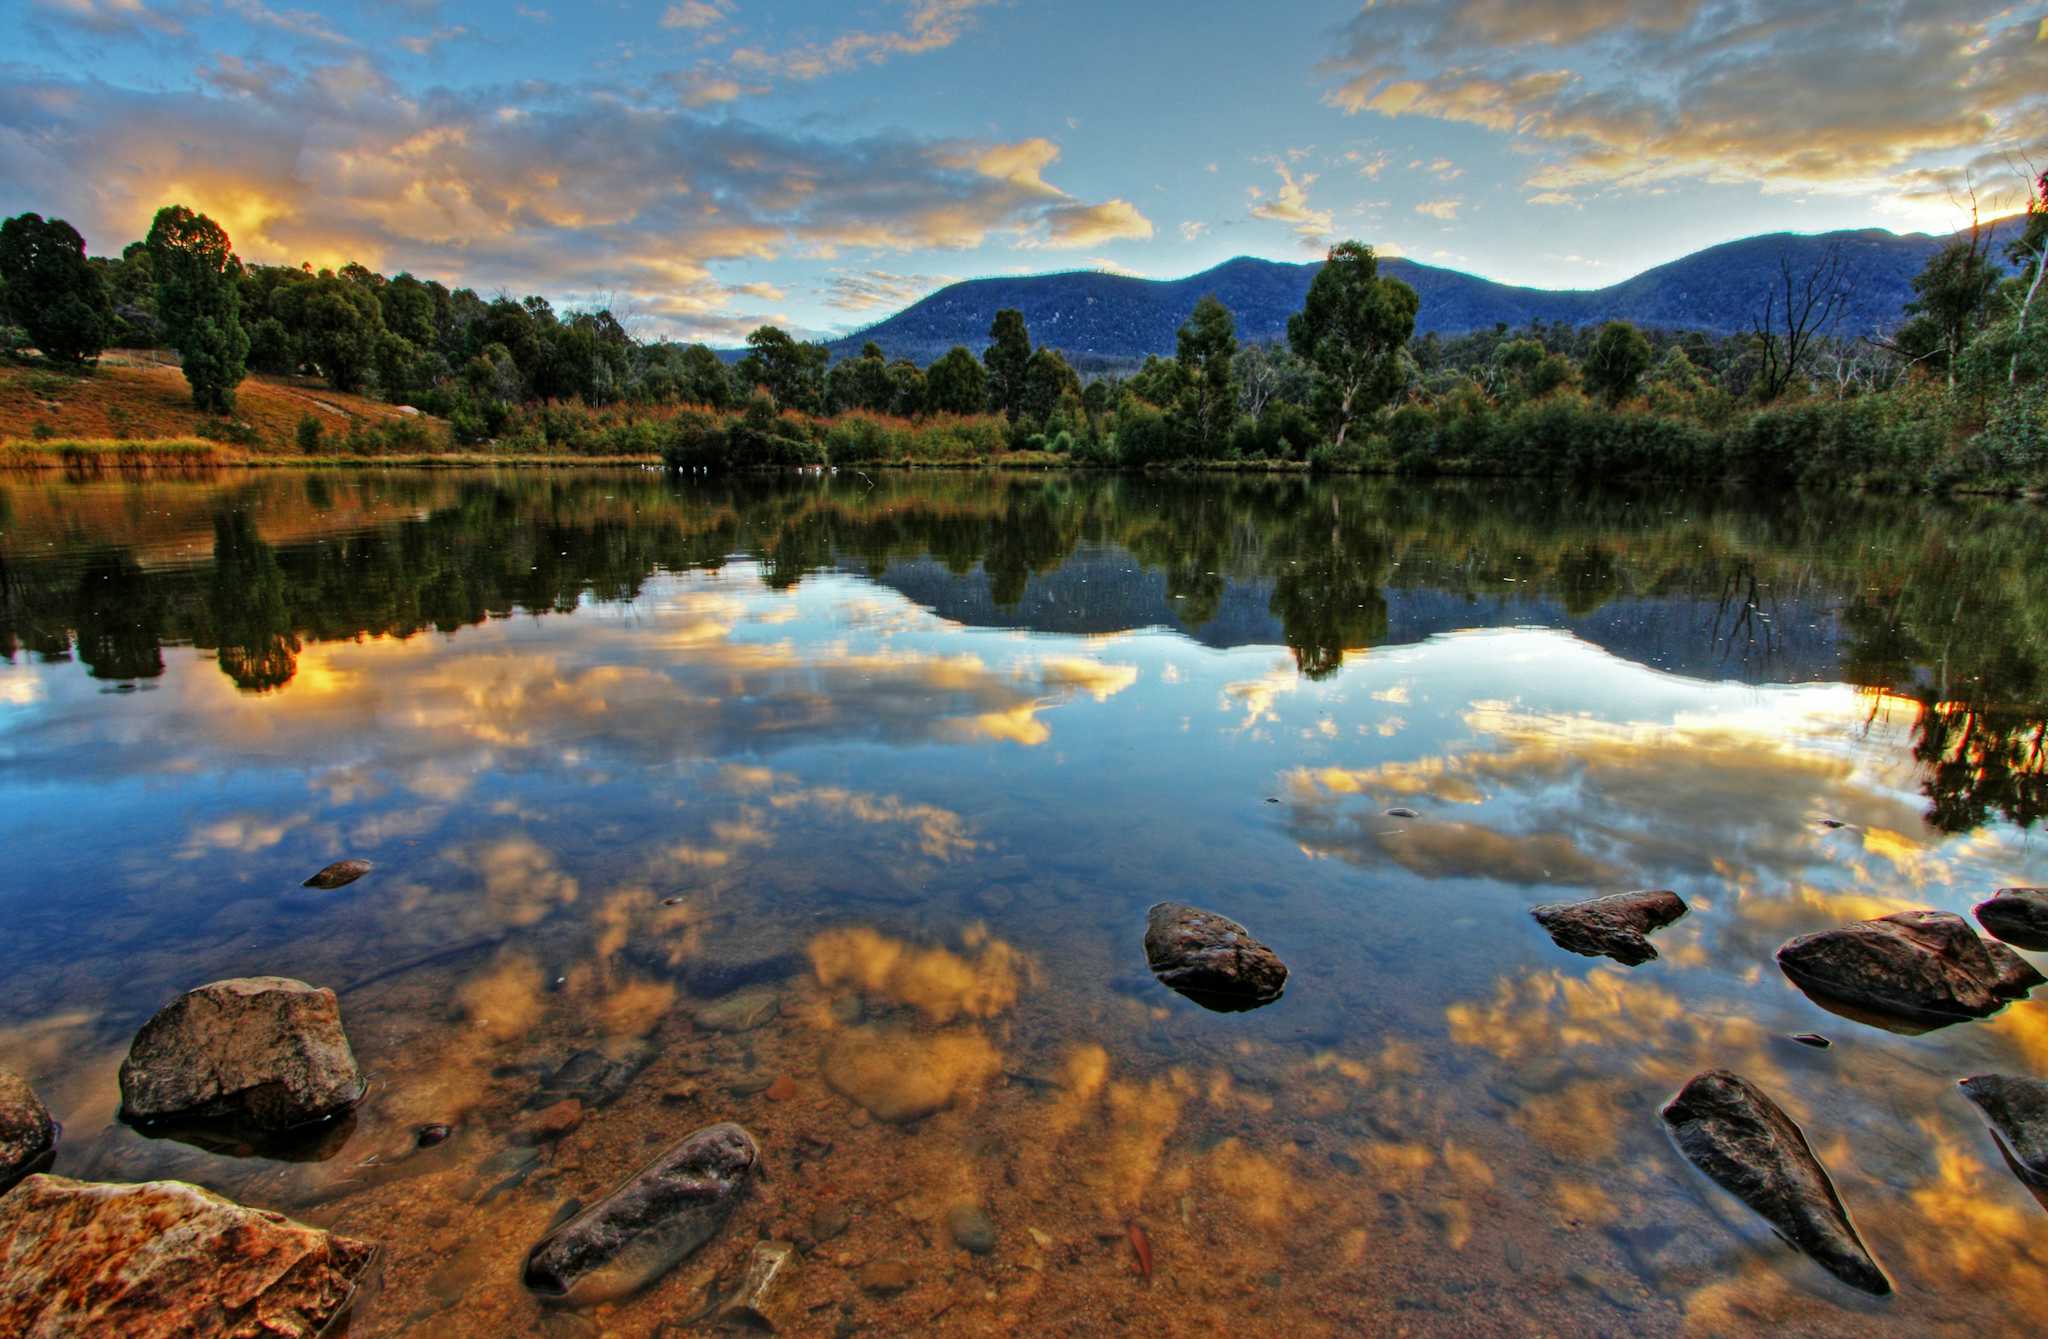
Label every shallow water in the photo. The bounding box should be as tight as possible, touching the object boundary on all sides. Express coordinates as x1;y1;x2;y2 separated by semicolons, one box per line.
1;469;2045;1337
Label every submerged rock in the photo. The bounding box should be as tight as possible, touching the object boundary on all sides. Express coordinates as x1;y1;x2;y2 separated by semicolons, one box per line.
946;1202;997;1254
683;950;806;999
822;1032;961;1125
1958;1074;2048;1189
1143;902;1288;1011
0;1068;57;1195
1530;889;1687;966
119;977;366;1132
1660;1070;1888;1295
716;1240;799;1330
1975;889;2048;952
0;1174;375;1336
302;859;371;890
1775;910;2037;1026
522;1121;758;1306
693;987;780;1034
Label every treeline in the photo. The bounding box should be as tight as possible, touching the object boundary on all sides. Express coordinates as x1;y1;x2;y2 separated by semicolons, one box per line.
2;182;2044;487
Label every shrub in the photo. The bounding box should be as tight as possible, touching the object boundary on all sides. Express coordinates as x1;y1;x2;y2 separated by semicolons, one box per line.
296;413;324;454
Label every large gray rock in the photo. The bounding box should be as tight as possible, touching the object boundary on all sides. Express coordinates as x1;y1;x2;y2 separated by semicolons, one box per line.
1975;889;2048;951
0;1069;57;1195
1143;902;1288;1010
0;1174;375;1337
119;977;366;1132
1775;909;2037;1026
522;1121;758;1306
1958;1074;2048;1189
1661;1070;1888;1296
1531;889;1687;965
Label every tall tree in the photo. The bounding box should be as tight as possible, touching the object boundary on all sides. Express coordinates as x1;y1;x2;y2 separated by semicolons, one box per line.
1897;228;2001;390
1581;321;1653;404
735;325;827;412
0;213;113;364
145;205;249;412
1286;241;1418;448
274;275;385;393
1750;241;1849;401
925;345;987;415
982;308;1032;420
1174;295;1239;454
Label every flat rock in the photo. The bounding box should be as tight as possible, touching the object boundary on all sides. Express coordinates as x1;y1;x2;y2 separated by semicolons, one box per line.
1975;889;2048;951
1530;889;1687;965
514;1099;585;1146
119;977;365;1132
302;859;371;890
692;987;780;1034
0;1069;57;1195
821;1030;990;1125
1775;909;2035;1026
1958;1074;2048;1189
715;1240;798;1330
523;1121;758;1306
1143;902;1288;1011
0;1174;375;1337
857;1257;916;1295
1660;1070;1888;1295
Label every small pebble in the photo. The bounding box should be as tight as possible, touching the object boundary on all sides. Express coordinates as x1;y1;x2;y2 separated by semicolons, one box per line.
946;1203;997;1255
415;1123;454;1149
1790;1033;1832;1049
858;1257;916;1295
810;1204;851;1242
1386;807;1420;819
513;1099;583;1145
765;1075;798;1102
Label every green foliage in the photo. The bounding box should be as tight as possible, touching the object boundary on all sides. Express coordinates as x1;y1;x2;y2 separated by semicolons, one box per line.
1174;295;1238;456
273;275;385;393
735;326;828;412
982;309;1032;419
1288;241;1418;447
0;213;113;363
146;205;249;413
296;414;325;454
1582;321;1653;404
925;345;987;415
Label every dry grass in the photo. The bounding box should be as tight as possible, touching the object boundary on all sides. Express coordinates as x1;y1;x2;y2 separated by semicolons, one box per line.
0;351;441;451
0;438;227;469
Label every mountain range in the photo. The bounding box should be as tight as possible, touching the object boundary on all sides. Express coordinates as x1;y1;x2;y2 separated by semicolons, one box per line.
812;221;2011;369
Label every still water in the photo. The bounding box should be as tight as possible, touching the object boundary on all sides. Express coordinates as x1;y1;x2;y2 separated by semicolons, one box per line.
1;470;2044;1336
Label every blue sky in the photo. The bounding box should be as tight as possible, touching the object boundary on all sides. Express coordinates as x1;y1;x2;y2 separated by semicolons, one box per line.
2;0;2043;340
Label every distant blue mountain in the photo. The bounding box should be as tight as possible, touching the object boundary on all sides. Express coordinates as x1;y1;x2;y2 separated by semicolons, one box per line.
801;222;2011;369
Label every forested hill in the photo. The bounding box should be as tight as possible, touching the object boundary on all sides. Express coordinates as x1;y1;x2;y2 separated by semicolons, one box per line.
819;222;2009;368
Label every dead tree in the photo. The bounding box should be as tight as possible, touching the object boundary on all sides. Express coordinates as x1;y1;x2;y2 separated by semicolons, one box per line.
1751;240;1850;402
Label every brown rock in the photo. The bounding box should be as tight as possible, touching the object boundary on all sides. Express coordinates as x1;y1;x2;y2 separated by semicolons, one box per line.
715;1240;799;1330
302;859;371;890
1958;1074;2048;1190
118;977;365;1132
764;1076;797;1102
515;1099;585;1145
1661;1071;1888;1295
1985;940;2047;1000
0;1069;57;1195
1976;889;2048;952
1142;902;1288;1010
0;1174;375;1337
1775;910;2036;1026
522;1121;759;1305
858;1257;916;1295
1530;889;1687;966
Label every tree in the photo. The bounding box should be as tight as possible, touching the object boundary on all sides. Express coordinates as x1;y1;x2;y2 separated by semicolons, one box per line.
925;345;987;415
1582;321;1653;404
145;205;249;412
1750;241;1849;401
982;308;1032;420
1286;241;1419;448
735;325;827;412
827;341;894;414
274;275;384;393
0;213;113;363
1174;295;1238;455
1896;225;1999;390
1018;347;1081;427
2001;169;2047;387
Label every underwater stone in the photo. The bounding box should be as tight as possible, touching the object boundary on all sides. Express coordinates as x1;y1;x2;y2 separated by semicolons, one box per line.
1775;910;2035;1026
946;1202;997;1254
0;1068;57;1195
1530;889;1687;966
522;1121;758;1306
1661;1070;1888;1296
118;977;365;1132
715;1240;799;1331
1143;902;1288;1010
1958;1074;2048;1189
692;987;781;1033
1975;889;2048;952
302;859;371;890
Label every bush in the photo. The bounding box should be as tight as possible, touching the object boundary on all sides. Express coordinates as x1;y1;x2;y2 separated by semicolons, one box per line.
296;414;324;454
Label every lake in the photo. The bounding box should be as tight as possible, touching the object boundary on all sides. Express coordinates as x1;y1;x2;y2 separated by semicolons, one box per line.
1;469;2044;1337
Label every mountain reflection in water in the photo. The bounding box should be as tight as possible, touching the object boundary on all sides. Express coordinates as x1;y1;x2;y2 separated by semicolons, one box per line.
0;469;2044;1338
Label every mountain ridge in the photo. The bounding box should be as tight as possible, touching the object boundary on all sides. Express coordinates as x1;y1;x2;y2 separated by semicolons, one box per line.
793;220;2012;369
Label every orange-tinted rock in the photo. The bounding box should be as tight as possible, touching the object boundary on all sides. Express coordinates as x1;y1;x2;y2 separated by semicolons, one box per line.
119;977;365;1132
515;1099;585;1145
764;1076;797;1102
0;1174;375;1338
0;1069;57;1195
1775;910;2038;1026
1143;902;1288;1011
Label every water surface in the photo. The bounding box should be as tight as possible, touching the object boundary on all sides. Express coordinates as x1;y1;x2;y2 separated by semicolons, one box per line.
2;471;2044;1336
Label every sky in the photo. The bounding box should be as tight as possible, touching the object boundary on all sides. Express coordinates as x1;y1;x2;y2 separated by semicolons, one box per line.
1;0;2043;342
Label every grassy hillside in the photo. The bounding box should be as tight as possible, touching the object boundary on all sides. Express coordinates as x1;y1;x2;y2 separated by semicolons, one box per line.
0;352;448;454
